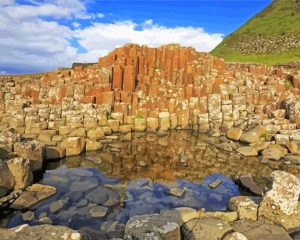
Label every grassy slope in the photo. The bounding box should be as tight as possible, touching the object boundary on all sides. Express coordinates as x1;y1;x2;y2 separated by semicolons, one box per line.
211;0;300;65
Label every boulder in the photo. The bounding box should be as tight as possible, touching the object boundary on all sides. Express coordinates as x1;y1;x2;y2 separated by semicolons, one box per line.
182;217;232;240
7;157;32;190
229;196;258;221
227;128;243;141
0;224;82;240
232;220;292;240
258;171;300;230
125;213;180;240
240;125;266;144
262;144;288;161
13;140;44;171
0;159;15;190
239;174;264;196
237;146;258;157
60;137;85;156
45;146;65;161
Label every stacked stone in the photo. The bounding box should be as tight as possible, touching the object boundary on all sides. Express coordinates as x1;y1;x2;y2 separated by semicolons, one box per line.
0;44;299;159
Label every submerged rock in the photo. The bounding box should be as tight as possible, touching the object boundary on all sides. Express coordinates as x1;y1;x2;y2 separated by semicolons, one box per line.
125;213;180;240
11;184;56;209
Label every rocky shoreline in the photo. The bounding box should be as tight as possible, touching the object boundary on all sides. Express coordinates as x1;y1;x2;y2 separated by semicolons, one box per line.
0;44;300;239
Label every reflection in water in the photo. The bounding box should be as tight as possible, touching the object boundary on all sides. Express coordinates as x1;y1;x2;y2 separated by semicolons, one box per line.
7;167;240;238
49;131;276;182
6;131;295;238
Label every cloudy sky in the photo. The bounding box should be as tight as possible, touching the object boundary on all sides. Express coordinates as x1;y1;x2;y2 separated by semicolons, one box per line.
0;0;271;74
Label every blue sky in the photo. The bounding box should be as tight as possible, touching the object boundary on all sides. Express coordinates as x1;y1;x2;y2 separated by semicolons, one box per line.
0;0;272;74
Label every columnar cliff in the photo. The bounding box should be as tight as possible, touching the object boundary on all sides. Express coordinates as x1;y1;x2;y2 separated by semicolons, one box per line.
0;44;299;159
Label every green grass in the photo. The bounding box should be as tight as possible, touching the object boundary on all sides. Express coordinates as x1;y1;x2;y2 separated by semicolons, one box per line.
284;79;293;89
216;46;300;65
211;0;300;65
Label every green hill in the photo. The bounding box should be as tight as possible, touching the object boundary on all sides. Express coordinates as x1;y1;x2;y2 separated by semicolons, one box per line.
211;0;300;65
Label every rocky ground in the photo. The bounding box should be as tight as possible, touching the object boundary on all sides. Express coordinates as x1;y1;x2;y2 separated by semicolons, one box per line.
0;44;299;239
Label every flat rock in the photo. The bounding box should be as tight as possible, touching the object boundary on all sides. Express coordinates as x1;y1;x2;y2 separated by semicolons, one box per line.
11;184;56;209
85;186;120;206
262;144;288;161
0;224;81;240
182;217;232;240
168;187;185;197
227;128;243;141
49;199;67;213
88;205;108;218
237;146;258;157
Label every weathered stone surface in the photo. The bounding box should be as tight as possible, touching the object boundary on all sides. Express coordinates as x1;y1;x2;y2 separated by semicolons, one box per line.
227;128;243;141
11;184;56;209
182;217;232;240
13;140;44;171
0;159;15;189
237;146;258;157
0;224;82;240
232;220;292;240
7;157;32;190
258;171;300;230
240;125;266;144
262;144;288;161
229;196;258;221
125;213;180;240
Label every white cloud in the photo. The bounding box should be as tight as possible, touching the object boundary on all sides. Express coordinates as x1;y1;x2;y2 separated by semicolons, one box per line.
0;1;223;73
0;3;78;73
74;20;223;63
0;0;14;6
